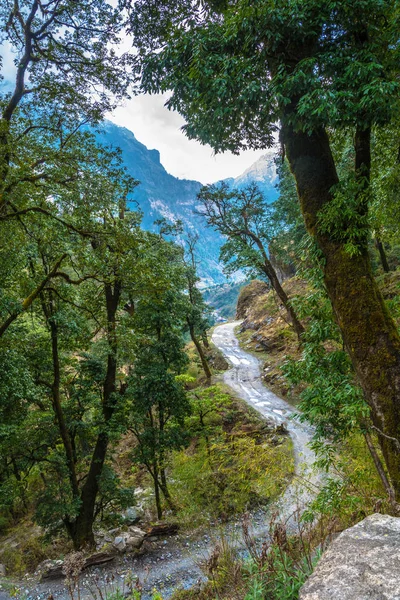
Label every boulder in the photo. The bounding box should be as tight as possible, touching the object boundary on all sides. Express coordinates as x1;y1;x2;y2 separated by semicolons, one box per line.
112;527;146;553
122;507;140;525
112;536;127;552
300;513;400;600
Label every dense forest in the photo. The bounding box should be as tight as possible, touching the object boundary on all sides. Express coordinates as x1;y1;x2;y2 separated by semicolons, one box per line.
1;1;400;599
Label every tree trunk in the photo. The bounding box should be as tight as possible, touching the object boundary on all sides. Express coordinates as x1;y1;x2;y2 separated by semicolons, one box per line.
67;432;109;549
153;463;163;520
159;469;176;512
261;257;305;340
282;122;400;497
0;121;11;217
363;429;395;504
375;238;390;273
68;280;121;549
202;331;210;349
49;319;80;499
188;319;212;379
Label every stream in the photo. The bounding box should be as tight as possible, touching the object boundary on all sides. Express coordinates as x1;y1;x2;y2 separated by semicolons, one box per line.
9;321;317;600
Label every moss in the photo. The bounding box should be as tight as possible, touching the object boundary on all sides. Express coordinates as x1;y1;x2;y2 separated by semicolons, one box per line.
320;243;400;494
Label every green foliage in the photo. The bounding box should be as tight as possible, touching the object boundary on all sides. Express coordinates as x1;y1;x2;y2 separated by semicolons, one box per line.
170;387;294;525
0;93;196;543
318;177;370;256
283;285;369;469
244;548;320;600
302;431;388;531
126;248;192;517
131;0;399;151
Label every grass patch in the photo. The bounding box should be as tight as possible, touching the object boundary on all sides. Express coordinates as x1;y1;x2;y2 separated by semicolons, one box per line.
169;386;294;528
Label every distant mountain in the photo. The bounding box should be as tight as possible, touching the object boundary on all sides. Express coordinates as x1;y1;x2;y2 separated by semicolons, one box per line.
94;122;279;285
223;153;279;201
94;122;226;286
233;153;279;201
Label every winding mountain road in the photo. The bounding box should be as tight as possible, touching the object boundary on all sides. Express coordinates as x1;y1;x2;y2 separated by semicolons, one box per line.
213;322;315;470
18;322;316;600
212;322;317;521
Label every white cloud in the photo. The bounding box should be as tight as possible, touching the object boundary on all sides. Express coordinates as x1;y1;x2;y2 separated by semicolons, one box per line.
108;93;276;184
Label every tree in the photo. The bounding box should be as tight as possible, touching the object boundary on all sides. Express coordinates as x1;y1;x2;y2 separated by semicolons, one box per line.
128;240;191;519
184;233;212;379
198;182;305;339
0;0;128;220
0;125;144;547
41;162;141;549
129;0;400;497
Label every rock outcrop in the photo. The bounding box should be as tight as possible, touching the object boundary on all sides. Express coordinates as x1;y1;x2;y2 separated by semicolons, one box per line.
112;526;146;553
300;513;400;599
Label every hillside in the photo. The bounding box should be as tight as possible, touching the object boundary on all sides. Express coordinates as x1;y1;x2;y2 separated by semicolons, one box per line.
236;271;400;401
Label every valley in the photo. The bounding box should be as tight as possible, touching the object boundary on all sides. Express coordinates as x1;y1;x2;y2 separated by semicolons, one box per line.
2;4;400;598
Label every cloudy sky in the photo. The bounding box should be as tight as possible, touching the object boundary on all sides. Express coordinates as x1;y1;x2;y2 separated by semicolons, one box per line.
109;94;271;184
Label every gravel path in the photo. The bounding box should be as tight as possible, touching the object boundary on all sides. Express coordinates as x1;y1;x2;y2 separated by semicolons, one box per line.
7;321;317;600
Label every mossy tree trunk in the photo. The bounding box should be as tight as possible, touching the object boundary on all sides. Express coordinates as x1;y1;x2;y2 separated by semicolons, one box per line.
282;122;400;497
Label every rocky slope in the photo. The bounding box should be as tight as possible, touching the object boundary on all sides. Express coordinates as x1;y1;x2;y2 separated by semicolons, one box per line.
235;278;307;401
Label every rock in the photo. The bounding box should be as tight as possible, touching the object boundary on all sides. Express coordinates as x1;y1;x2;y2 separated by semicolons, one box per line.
126;526;146;549
300;513;400;600
113;536;127;552
0;564;5;577
108;527;120;535
112;527;146;553
121;507;141;525
36;559;64;581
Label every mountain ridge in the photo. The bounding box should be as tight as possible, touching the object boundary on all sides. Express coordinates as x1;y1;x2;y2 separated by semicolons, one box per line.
94;121;279;285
